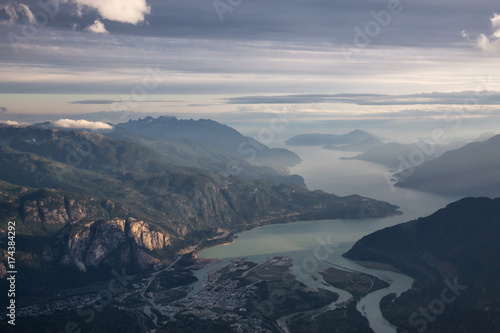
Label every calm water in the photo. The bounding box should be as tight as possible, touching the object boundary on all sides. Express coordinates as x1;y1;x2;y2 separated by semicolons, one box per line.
197;146;460;333
199;147;460;259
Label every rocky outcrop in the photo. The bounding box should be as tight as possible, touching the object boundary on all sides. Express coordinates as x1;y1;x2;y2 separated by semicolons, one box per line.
22;195;70;225
15;189;125;226
0;123;401;275
128;218;171;251
55;218;170;271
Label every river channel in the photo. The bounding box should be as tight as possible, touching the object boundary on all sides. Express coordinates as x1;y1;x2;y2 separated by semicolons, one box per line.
197;147;461;332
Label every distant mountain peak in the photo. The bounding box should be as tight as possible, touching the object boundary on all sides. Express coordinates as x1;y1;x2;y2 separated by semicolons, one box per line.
286;129;379;146
395;133;500;197
114;116;303;171
349;129;370;135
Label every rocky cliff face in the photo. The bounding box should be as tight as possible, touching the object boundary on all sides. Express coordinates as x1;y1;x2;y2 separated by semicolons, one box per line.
0;124;401;276
128;219;171;251
1;178;400;273
55;218;171;271
0;185;129;232
21;194;97;225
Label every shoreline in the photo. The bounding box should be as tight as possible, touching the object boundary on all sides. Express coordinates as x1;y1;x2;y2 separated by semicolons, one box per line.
351;261;401;274
184;208;403;262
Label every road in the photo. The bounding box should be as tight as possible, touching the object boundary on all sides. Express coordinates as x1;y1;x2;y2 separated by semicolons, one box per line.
138;255;182;326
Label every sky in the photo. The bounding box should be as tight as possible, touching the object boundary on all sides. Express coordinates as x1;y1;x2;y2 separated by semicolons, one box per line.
0;0;499;138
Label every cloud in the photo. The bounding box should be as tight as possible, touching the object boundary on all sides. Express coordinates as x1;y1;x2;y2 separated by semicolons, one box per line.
52;119;113;130
70;99;116;104
0;2;34;24
69;99;174;104
72;0;151;24
359;108;500;119
225;91;500;106
85;19;109;34
492;13;500;28
0;107;7;112
0;120;21;126
473;13;500;53
0;4;17;24
18;4;35;24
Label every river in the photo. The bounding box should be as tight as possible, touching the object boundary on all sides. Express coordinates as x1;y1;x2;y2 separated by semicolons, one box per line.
197;146;461;333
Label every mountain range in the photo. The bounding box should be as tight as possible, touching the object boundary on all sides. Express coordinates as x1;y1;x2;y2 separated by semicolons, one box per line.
0;120;400;298
324;136;384;152
344;197;500;332
395;134;500;197
343;141;465;168
285;129;378;147
113;116;302;170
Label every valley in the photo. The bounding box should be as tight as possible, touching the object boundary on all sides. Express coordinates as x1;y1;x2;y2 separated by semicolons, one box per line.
0;120;498;333
2;2;499;331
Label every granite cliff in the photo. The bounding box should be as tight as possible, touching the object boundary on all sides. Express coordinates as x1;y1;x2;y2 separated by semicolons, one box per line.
0;123;400;277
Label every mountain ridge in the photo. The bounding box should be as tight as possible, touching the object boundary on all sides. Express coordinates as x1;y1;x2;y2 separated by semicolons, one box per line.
113;116;302;170
0;123;401;282
285;129;377;146
344;197;500;332
395;134;500;197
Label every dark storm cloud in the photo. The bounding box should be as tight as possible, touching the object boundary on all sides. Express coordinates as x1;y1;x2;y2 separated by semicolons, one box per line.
0;0;495;78
0;0;497;66
225;91;500;106
0;0;499;98
147;0;498;47
0;107;7;112
1;0;497;47
99;0;500;47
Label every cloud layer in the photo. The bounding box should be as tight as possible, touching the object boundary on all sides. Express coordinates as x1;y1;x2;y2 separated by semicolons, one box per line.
225;91;500;106
0;2;35;24
52;119;113;130
70;99;116;104
0;0;499;116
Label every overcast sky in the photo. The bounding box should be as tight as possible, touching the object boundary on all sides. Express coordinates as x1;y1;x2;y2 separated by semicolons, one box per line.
0;0;499;122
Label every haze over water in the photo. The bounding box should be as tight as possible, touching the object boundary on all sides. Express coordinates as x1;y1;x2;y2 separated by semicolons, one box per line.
197;145;453;333
199;146;459;259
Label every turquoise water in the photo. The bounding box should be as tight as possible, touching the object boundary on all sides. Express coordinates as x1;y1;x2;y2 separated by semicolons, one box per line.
195;147;461;333
199;147;459;259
